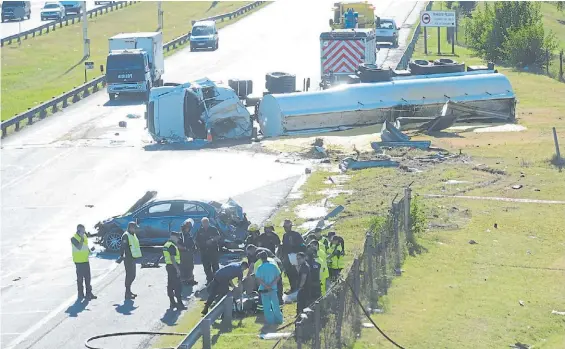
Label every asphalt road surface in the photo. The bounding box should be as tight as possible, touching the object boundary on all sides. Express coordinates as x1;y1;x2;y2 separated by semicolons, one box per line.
0;1;427;348
1;1;101;39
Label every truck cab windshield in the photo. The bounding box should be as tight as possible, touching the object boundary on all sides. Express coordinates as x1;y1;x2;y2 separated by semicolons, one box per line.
378;20;394;29
192;26;213;36
2;1;26;8
107;54;145;71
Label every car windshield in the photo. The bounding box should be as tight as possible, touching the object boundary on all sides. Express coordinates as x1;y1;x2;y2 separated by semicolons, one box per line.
44;4;60;9
107;54;144;71
378;20;394;29
192;26;213;36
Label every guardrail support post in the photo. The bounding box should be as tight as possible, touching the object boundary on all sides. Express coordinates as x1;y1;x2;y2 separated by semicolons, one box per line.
15;121;20;132
72;91;80;103
39;110;47;119
52;102;58;114
27;112;34;125
202;319;211;349
221;295;233;331
83;87;90;98
62;97;69;108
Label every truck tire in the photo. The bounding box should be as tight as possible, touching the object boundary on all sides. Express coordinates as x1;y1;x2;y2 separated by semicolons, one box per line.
190;44;195;52
109;93;116;101
228;79;253;98
265;72;296;94
245;96;261;107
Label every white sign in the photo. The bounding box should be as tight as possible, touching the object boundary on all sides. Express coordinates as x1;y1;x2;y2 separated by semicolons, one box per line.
421;11;456;27
85;61;94;70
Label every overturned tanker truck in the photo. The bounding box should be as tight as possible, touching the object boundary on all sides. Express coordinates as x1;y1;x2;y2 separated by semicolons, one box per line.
146;63;516;144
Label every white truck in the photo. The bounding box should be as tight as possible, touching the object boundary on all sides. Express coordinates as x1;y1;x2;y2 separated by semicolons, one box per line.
106;32;164;101
375;18;400;46
319;28;377;88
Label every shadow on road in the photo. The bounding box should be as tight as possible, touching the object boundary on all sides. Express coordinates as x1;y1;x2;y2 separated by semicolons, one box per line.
113;299;138;315
160;308;182;326
65;299;90;317
143;138;255;152
103;98;146;108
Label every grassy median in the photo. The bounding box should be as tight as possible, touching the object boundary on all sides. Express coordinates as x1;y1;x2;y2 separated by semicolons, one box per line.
0;1;266;121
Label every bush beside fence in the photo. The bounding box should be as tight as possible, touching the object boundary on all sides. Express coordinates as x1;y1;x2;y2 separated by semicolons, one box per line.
1;1;139;47
275;187;415;349
0;1;266;138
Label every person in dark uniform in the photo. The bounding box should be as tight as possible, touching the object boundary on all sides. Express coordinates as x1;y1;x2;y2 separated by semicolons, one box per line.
306;246;322;302
117;222;142;300
245;224;261;247
296;252;310;315
245;244;284;304
179;218;197;285
194;217;222;285
256;220;281;255
71;224;97;300
202;261;249;315
281;219;305;293
163;231;187;310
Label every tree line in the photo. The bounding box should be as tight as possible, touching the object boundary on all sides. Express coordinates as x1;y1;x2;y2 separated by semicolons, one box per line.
447;1;563;70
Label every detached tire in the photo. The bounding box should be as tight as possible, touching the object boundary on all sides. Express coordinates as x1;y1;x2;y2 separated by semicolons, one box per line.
265;72;296;94
228;79;253;98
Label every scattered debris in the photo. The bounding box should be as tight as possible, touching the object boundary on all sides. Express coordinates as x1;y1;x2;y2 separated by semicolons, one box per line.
362;323;375;328
380;120;410;142
446;180;469;185
114;133;120;136
340;157;400;171
312;138;324;147
260;333;293;340
512;184;523;190
126;113;141;119
118;121;127;128
372;141;431;151
510;342;530;349
85;204;94;208
551;310;565;316
473;165;506;175
399;165;422;173
519;300;525;306
314;146;327;157
468;240;478;244
12;277;21;282
494;223;498;229
305;168;312;174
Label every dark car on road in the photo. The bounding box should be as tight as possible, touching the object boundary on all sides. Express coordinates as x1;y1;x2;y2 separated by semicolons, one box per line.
1;1;31;22
93;191;250;252
60;1;81;15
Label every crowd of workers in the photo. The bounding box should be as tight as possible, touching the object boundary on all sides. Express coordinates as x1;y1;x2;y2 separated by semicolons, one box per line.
71;217;345;325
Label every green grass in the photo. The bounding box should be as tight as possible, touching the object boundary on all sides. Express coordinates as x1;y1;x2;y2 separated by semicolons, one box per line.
155;4;565;348
0;1;267;121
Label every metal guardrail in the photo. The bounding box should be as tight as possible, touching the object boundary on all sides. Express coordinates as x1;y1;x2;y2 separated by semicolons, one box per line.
0;1;265;138
176;294;234;349
1;1;139;47
395;1;433;70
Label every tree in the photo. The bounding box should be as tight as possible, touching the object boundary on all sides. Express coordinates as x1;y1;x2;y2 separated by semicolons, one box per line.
557;2;564;11
464;1;556;68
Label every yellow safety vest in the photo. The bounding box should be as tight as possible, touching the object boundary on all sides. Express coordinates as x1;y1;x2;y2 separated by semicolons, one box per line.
163;241;181;264
320;237;330;254
123;232;142;258
329;244;344;269
317;249;329;278
71;233;89;263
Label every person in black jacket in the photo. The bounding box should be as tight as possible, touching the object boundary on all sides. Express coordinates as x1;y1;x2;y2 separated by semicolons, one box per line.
179;218;197;285
256;220;281;255
194;217;222;285
281;219;305;292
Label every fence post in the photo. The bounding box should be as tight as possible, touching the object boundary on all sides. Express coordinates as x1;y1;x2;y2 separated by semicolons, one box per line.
560;50;564;82
366;233;376;310
221;295;233;331
393;203;402;276
353;259;362;335
202;318;211;349
546;49;550;75
296;320;303;349
313;302;321;349
335;282;346;345
380;229;388;295
404;187;412;246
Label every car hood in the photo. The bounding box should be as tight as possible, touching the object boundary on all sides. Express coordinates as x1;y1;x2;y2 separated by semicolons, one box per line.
123;190;158;216
41;8;62;12
191;35;214;41
208;198;244;223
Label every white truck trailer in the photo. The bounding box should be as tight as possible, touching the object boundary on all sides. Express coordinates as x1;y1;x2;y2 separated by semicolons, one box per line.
106;32;164;100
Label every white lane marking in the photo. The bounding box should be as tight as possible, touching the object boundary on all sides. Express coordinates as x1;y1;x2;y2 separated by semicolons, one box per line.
1;311;49;315
1;147;77;190
4;262;119;349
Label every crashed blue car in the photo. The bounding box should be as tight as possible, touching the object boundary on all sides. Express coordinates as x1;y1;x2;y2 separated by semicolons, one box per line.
93;191;249;252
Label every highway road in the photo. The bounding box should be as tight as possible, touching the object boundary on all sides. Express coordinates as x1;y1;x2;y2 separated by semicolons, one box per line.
1;1;101;39
0;1;427;348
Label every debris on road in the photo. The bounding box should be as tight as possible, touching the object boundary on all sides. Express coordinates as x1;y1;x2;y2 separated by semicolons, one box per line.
12;277;21;282
512;184;523;190
468;240;478;244
126;113;141;119
519;300;525;306
118;121;127;128
510;342;530;349
372;141;432;150
551;310;565;315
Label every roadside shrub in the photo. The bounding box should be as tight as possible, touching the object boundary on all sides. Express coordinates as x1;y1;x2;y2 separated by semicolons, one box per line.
408;195;427;255
502;25;558;68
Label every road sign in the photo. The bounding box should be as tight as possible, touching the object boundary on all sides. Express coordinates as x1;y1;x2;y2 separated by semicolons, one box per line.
420;11;456;27
85;61;94;70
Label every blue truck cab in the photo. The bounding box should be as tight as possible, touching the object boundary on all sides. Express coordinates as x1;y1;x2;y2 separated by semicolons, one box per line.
1;1;31;22
190;20;219;51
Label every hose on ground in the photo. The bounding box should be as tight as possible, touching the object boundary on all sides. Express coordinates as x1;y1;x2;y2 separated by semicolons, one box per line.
84;331;187;349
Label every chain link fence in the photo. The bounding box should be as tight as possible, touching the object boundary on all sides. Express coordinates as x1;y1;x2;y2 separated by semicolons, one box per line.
275;187;414;349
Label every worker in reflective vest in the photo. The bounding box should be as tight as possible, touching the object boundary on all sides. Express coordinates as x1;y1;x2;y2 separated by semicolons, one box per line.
117;222;142;300
329;235;345;281
309;240;329;296
163;231;186;310
71;224;97;300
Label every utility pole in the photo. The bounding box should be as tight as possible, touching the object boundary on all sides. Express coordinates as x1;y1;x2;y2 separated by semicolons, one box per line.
157;1;164;32
82;1;90;58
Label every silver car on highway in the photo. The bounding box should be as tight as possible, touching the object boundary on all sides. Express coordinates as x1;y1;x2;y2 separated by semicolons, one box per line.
40;2;66;21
